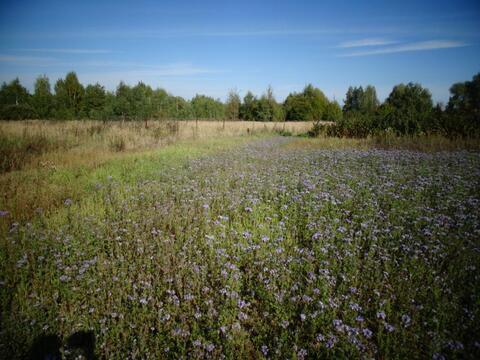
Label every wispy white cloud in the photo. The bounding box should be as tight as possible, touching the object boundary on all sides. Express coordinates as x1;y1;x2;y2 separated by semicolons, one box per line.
16;48;112;54
58;63;225;90
0;25;409;40
0;54;56;65
0;55;221;77
132;63;223;76
77;62;223;76
338;38;397;48
340;40;468;57
75;64;225;93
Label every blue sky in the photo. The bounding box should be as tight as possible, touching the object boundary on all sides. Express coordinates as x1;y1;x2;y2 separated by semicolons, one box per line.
0;0;479;103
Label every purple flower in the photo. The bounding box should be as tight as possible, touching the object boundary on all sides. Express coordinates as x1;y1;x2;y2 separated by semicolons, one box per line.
261;345;269;356
362;328;373;339
376;311;386;320
297;348;307;359
447;341;464;350
401;314;411;327
205;343;215;352
333;319;344;332
193;339;202;347
384;323;395;332
350;303;361;312
326;335;337;349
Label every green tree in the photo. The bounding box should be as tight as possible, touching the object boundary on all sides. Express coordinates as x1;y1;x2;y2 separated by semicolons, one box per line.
303;84;329;120
362;85;380;113
343;86;362;113
0;78;34;119
225;89;241;120
54;72;84;119
191;94;224;119
284;93;312;121
101;92;116;121
83;83;107;119
384;83;433;134
131;82;155;124
151;88;169;119
0;78;30;106
114;82;133;120
240;91;257;121
32;75;54;119
445;73;480;135
284;84;328;121
252;86;283;122
165;95;192;119
324;100;343;121
343;85;379;114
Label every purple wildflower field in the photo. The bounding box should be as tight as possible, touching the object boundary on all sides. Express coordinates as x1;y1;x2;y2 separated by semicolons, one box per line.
1;137;480;359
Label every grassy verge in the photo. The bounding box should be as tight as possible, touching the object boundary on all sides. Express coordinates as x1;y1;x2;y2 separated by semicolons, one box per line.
0;136;252;230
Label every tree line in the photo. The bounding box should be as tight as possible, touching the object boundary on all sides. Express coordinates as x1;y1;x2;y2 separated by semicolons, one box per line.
330;74;480;137
0;71;478;137
0;72;342;123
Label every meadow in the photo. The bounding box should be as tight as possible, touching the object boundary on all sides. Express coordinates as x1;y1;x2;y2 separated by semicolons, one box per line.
1;121;479;359
0;120;311;224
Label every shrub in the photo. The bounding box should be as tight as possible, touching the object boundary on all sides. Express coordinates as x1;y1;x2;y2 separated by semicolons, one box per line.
0;104;36;120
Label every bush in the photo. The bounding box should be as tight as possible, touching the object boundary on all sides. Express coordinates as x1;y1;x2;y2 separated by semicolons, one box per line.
0;104;36;120
307;121;330;137
330;112;378;138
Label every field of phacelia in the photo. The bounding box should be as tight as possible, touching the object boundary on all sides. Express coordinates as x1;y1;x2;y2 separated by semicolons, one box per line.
1;137;479;359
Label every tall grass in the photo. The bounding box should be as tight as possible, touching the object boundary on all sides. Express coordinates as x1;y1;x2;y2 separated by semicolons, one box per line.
0;120;312;224
0;131;70;173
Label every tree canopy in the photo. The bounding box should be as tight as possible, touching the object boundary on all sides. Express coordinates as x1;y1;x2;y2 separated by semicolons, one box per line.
284;84;329;121
383;83;433;134
0;70;479;138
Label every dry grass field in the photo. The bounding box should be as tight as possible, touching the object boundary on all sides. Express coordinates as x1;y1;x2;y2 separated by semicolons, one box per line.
0;120;313;225
0;120;313;171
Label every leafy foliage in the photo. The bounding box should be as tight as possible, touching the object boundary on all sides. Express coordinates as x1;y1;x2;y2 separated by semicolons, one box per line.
54;72;84;119
443;73;480;136
383;83;433;134
0;78;34;120
284;84;329;121
191;94;224;119
225;90;241;120
0;71;479;139
32;76;54;119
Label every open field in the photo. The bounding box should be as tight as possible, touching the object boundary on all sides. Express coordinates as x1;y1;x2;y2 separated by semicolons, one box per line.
0;119;312;169
0;120;313;172
0;120;313;223
1;128;479;358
